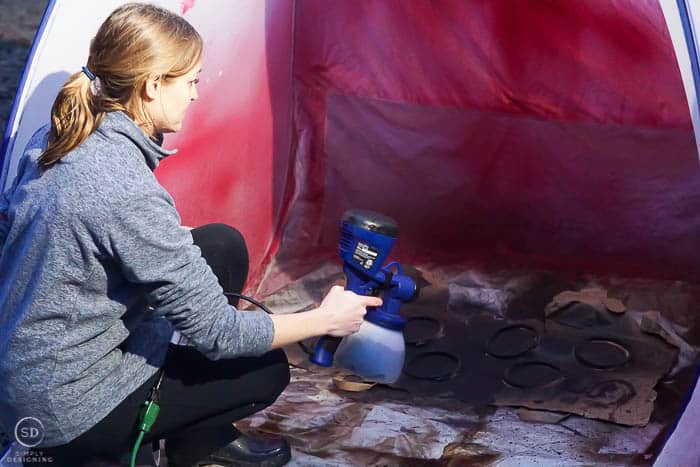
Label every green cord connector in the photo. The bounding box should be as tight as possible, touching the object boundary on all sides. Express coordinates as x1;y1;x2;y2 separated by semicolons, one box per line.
138;400;160;433
130;400;161;467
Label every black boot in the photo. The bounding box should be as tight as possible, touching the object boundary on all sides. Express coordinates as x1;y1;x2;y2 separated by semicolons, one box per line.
167;428;291;467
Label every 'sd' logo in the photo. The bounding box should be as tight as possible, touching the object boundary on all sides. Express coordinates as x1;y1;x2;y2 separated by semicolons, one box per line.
14;417;44;448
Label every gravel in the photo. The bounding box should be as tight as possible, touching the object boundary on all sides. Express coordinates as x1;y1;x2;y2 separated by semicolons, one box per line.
0;0;49;138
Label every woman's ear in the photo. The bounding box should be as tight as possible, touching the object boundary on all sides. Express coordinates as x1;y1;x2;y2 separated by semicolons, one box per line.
143;74;162;101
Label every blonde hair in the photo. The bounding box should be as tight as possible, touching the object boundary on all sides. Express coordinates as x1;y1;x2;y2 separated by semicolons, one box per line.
39;3;203;169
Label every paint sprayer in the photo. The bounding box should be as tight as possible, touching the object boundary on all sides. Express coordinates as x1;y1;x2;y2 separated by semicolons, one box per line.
310;209;417;383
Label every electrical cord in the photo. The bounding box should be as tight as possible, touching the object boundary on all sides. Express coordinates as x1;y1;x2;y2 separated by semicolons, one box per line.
129;291;303;466
130;366;165;467
225;292;315;355
224;292;273;314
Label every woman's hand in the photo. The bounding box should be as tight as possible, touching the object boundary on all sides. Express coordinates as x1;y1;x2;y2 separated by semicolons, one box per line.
269;286;382;349
315;285;383;337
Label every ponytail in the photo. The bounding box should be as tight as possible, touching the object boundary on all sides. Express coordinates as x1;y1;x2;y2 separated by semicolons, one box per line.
39;71;105;169
38;3;203;170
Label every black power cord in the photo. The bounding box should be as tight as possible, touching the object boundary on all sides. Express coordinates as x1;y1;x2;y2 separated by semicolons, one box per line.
224;292;315;355
130;365;165;467
224;292;273;314
131;291;286;466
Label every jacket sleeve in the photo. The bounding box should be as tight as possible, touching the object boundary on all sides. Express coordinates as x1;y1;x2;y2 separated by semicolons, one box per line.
0;194;8;249
103;189;274;360
0;154;31;249
1;126;50;249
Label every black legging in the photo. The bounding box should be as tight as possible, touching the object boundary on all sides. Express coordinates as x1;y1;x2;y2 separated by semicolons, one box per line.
25;223;290;467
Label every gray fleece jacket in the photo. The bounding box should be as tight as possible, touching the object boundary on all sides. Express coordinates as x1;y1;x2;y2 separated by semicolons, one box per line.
0;111;274;447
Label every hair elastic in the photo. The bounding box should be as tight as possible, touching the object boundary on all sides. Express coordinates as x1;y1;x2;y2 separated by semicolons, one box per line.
81;66;96;81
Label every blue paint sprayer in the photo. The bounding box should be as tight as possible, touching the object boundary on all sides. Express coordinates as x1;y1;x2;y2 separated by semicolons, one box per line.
310;209;417;383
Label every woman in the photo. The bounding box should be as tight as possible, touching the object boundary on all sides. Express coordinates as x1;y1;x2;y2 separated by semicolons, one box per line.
0;4;380;467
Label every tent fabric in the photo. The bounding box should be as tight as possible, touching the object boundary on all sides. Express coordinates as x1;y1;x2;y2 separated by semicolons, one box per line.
269;0;697;291
156;0;295;293
659;0;700;158
1;0;697;289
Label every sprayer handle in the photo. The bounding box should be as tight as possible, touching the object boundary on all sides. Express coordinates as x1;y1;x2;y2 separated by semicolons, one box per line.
310;336;342;367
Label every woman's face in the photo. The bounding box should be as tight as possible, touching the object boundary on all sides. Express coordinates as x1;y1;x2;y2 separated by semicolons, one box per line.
146;61;201;133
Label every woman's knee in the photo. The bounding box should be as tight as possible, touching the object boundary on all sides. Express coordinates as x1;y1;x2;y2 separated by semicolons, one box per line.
192;223;248;261
191;223;249;295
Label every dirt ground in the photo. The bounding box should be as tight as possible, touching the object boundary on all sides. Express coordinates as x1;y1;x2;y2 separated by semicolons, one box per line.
0;0;48;137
